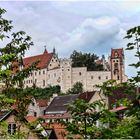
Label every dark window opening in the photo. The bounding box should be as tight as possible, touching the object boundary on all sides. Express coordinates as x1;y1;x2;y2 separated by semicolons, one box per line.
8;123;16;135
34;112;37;117
43;80;45;87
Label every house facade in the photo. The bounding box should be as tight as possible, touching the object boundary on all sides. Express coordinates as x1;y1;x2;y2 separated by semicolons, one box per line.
21;48;127;92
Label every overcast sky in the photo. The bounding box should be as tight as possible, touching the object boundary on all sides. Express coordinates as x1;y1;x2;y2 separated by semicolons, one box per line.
0;0;140;78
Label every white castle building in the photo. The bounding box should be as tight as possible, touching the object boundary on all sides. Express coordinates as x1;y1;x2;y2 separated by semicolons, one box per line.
22;48;127;92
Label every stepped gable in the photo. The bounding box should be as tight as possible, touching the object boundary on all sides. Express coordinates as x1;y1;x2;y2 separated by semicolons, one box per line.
23;50;53;69
111;48;124;59
45;94;79;114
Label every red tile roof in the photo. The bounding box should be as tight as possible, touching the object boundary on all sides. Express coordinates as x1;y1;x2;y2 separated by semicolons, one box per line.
110;106;127;112
111;48;124;59
37;99;48;107
23;50;53;69
95;59;102;65
42;123;67;139
78;91;96;102
26;116;37;122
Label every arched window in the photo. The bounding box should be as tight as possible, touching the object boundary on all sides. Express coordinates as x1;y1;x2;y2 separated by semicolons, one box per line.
114;63;118;70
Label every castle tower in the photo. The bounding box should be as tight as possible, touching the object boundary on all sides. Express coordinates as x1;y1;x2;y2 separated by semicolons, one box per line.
111;48;125;83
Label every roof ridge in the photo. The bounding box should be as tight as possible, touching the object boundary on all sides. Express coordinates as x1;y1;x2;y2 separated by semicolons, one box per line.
23;52;52;60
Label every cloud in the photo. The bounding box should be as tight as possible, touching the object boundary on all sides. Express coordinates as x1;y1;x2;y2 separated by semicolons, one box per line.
47;16;124;57
0;1;139;78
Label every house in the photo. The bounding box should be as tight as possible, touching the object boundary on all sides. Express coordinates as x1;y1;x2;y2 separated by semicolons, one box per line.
27;98;48;117
43;92;102;123
0;109;39;139
42;123;67;139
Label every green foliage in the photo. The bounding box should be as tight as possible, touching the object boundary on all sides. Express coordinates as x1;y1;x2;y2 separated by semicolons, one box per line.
28;85;61;99
0;7;40;139
67;82;83;94
59;99;105;139
70;50;104;71
0;94;15;110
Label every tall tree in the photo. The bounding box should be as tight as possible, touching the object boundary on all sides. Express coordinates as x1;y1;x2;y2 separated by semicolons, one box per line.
67;82;83;94
0;7;38;138
70;50;104;71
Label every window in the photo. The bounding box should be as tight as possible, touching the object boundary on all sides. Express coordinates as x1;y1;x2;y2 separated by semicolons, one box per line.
32;102;35;106
117;75;120;80
43;70;45;74
43;80;45;87
79;72;82;76
106;76;108;79
35;79;37;84
39;71;41;75
35;72;37;76
8;123;16;135
50;64;52;66
31;80;32;83
98;76;101;80
114;63;118;70
44;110;46;115
54;73;56;77
68;69;70;71
91;76;93;79
34;112;37;117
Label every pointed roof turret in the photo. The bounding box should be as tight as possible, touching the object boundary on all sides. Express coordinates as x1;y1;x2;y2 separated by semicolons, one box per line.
53;47;56;54
44;45;48;54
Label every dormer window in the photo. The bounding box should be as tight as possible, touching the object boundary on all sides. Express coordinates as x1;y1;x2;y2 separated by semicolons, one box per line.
115;52;118;58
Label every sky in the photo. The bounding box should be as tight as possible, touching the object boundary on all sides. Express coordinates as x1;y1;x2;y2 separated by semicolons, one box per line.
0;0;140;78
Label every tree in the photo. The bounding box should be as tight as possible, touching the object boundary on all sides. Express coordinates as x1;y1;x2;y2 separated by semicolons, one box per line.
70;50;104;71
0;7;39;138
67;82;83;94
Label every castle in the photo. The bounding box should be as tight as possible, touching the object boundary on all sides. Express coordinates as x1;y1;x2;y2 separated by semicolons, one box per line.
22;48;127;92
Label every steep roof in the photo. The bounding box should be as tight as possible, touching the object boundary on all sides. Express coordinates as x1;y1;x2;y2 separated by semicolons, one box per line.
45;94;79;114
0;110;11;121
23;50;53;69
111;48;124;59
42;123;67;139
78;91;96;102
37;99;48;107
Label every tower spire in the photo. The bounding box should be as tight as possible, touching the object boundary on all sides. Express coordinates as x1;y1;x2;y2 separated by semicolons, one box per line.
44;45;48;54
53;46;56;54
